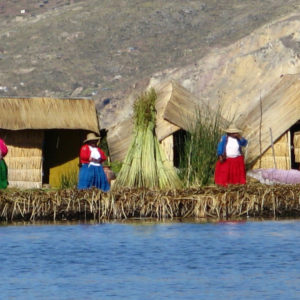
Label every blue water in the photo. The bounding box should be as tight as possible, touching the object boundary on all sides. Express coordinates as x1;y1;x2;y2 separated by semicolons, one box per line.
0;219;299;300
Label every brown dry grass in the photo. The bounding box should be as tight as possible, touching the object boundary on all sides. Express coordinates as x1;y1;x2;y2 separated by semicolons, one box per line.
1;183;300;222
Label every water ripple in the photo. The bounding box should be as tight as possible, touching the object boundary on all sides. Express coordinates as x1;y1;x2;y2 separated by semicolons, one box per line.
0;220;299;299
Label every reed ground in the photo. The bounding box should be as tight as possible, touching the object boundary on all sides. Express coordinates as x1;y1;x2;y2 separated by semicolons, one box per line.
1;182;300;223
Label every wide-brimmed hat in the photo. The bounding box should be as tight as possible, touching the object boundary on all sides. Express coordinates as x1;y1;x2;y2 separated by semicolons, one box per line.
223;124;242;134
83;132;100;143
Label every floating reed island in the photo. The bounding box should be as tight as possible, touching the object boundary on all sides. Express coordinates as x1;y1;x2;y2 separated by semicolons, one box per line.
1;183;300;222
1;89;299;223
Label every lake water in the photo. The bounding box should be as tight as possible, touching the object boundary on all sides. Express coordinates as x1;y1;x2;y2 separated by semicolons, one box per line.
0;219;299;300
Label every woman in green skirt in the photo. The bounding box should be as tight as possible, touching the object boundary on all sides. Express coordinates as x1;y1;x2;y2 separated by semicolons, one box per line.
0;138;8;189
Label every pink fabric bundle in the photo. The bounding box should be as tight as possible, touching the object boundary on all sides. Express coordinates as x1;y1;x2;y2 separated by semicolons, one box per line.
0;139;8;157
247;168;300;184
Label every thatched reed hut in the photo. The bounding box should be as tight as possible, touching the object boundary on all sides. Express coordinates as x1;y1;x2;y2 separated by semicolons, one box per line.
107;81;180;164
240;74;300;170
0;97;99;188
107;81;227;165
107;74;300;173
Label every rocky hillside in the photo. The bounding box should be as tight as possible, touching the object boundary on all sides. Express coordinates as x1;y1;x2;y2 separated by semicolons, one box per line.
0;0;299;129
147;13;300;162
149;13;300;122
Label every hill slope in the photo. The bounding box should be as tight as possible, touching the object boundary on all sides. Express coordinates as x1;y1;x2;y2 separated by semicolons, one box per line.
0;0;299;128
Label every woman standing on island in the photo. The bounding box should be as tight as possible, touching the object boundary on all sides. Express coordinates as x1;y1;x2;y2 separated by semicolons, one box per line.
214;124;248;187
77;132;110;192
0;138;8;189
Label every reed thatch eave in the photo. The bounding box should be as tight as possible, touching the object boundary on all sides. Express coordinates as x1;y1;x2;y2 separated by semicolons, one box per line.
162;80;228;131
239;74;300;163
107;81;191;162
0;97;99;133
107;80;230;162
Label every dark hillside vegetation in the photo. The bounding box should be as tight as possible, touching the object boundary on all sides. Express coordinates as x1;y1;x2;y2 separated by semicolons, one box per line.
0;0;299;128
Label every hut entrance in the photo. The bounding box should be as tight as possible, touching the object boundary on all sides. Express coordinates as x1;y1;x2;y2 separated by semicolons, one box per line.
42;129;86;188
290;121;300;170
173;129;187;168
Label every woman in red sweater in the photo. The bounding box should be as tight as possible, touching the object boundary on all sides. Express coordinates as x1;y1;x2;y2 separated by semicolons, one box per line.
214;124;248;187
77;132;110;191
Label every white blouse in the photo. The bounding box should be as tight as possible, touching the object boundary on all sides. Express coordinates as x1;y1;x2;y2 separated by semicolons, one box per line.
226;136;241;158
88;146;101;166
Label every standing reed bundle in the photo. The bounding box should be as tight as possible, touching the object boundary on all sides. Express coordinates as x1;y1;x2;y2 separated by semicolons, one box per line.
113;88;182;190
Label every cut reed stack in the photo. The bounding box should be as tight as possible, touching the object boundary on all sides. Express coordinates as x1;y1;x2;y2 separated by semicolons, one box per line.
113;88;182;190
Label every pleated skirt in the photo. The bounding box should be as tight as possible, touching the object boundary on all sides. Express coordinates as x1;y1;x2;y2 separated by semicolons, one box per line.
214;156;246;187
0;159;8;189
77;164;110;192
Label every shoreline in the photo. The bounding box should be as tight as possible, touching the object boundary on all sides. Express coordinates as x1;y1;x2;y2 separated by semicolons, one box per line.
0;183;300;222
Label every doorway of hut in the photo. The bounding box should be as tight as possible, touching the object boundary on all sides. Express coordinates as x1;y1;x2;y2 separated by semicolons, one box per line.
173;129;187;168
290;121;300;170
42;129;87;188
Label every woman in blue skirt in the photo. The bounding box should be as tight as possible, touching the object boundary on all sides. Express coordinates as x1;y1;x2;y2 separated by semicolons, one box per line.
77;132;110;191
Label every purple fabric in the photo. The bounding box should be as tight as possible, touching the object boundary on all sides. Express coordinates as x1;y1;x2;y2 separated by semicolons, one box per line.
247;168;300;184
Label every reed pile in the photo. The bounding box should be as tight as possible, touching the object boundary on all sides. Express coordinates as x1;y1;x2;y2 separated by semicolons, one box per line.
113;88;182;190
0;184;300;222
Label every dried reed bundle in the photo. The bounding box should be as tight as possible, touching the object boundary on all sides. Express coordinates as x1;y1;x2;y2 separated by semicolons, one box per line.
113;88;182;190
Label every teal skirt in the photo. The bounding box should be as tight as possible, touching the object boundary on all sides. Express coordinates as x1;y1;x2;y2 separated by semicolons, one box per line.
0;159;8;189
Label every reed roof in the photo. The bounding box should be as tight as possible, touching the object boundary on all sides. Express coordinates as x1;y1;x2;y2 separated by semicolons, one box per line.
240;74;300;163
107;81;227;162
162;80;228;131
0;97;99;133
107;81;186;162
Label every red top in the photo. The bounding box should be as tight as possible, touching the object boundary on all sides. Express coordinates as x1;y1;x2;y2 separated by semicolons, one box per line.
0;138;8;157
79;144;107;164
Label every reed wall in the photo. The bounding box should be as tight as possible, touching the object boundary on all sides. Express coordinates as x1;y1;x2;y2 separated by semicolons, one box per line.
0;129;43;188
241;75;300;164
252;132;290;169
293;131;300;162
160;135;174;163
0;129;84;189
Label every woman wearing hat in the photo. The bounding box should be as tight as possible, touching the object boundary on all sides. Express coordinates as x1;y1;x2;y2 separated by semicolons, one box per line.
214;124;248;186
77;132;110;191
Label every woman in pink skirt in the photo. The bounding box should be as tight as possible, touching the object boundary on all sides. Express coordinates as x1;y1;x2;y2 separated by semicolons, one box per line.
214;124;248;187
